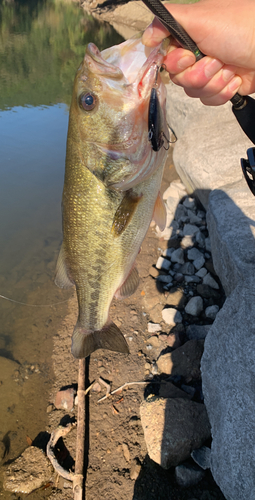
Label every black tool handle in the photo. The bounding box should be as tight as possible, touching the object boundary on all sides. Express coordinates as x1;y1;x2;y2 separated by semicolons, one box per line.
142;0;255;145
142;0;204;60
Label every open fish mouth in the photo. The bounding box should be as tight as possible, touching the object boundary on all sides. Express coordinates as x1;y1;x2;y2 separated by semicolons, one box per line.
83;37;170;191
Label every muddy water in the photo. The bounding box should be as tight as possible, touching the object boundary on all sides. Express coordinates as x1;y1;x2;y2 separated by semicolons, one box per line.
0;0;123;491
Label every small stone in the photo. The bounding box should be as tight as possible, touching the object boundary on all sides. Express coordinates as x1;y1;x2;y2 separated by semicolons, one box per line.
166;332;182;349
149;266;159;278
162;308;182;326
147;322;162;334
183;224;199;236
195;267;207;278
159;333;168;341
183;196;196;209
184;275;200;283
187;209;202;225
193;256;206;270
156;275;173;285
187;248;204;261
46;404;54;414
174;272;184;282
171;248;185;264
130;460;141;480
163;185;180;200
181;262;195;275
195;231;205;248
147;336;160;348
55;388;75;411
205;237;211;252
122;443;130;462
165;288;187;308
185;296;203;316
186;324;211;340
175;462;205;487
181;384;196;397
181;235;194;248
175;204;188;222
203;273;219;289
144;362;151;370
157;340;204;380
166;196;180;214
92;382;102;393
156;256;171;271
205;305;219;319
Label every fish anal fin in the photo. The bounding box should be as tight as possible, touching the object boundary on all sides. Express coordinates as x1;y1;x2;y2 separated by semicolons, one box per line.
152;191;166;231
115;266;139;299
112;190;143;237
55;245;74;289
71;322;129;359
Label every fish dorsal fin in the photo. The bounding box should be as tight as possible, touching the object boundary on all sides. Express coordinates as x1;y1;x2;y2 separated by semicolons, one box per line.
115;266;140;299
152;192;166;231
54;245;74;289
71;322;129;359
112;190;143;237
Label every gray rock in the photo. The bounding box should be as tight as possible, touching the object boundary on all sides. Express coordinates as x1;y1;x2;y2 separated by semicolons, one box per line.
184;275;200;283
185;296;203;316
156;275;173;285
171;248;185;264
183;197;196;209
163;247;175;258
175;462;205;487
157;339;204;381
162;307;182;326
191;446;212;470
195;231;205;248
183;223;200;236
187;209;202;225
175;204;188;222
187;247;204;261
205;237;211;252
195;267;207;278
186;324;211;340
193;255;206;270
181;262;195;275
205;305;219;319
203;273;219;290
140;396;211;469
202;281;255;500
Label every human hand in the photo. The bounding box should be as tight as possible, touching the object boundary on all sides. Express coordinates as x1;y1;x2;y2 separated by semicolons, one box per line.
142;0;255;105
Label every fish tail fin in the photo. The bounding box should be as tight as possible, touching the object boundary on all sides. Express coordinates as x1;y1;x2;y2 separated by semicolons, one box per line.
71;322;129;359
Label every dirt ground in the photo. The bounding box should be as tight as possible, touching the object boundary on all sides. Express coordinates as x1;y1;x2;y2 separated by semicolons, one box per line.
43;159;226;500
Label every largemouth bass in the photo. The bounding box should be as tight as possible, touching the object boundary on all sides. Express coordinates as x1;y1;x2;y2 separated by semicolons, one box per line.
55;35;169;359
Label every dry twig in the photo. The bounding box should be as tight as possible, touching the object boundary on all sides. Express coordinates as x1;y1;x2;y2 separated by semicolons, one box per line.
46;422;76;481
97;380;151;403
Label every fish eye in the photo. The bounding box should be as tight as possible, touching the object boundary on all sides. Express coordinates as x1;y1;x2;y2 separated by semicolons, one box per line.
79;92;97;111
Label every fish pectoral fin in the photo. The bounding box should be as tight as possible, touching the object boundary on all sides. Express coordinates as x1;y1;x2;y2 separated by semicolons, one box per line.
112;190;143;237
54;245;74;289
152;192;166;231
71;322;129;359
115;267;140;299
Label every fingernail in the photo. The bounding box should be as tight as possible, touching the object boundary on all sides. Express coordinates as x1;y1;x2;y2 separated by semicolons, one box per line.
222;68;235;82
204;58;223;78
177;54;196;70
228;75;242;92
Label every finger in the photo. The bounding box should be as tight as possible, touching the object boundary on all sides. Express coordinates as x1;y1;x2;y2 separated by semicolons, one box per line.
170;57;224;89
163;47;196;74
199;76;242;106
176;66;237;98
142;17;170;47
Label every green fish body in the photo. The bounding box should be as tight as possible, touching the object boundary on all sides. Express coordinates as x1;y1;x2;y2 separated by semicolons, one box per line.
55;36;169;358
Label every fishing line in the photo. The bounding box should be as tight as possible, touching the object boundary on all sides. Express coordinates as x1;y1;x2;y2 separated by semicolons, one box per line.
0;294;72;307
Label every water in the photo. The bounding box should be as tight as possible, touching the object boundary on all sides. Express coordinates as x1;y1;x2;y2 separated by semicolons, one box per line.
0;0;123;492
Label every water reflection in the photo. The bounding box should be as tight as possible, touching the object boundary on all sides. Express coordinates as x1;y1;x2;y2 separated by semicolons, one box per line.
0;0;123;487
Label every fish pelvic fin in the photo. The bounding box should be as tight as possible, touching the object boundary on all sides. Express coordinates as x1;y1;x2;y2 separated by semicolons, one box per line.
152;191;166;231
71;322;129;359
55;245;74;289
115;266;139;299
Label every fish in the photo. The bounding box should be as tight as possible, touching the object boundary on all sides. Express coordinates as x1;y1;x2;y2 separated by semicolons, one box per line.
55;35;170;359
